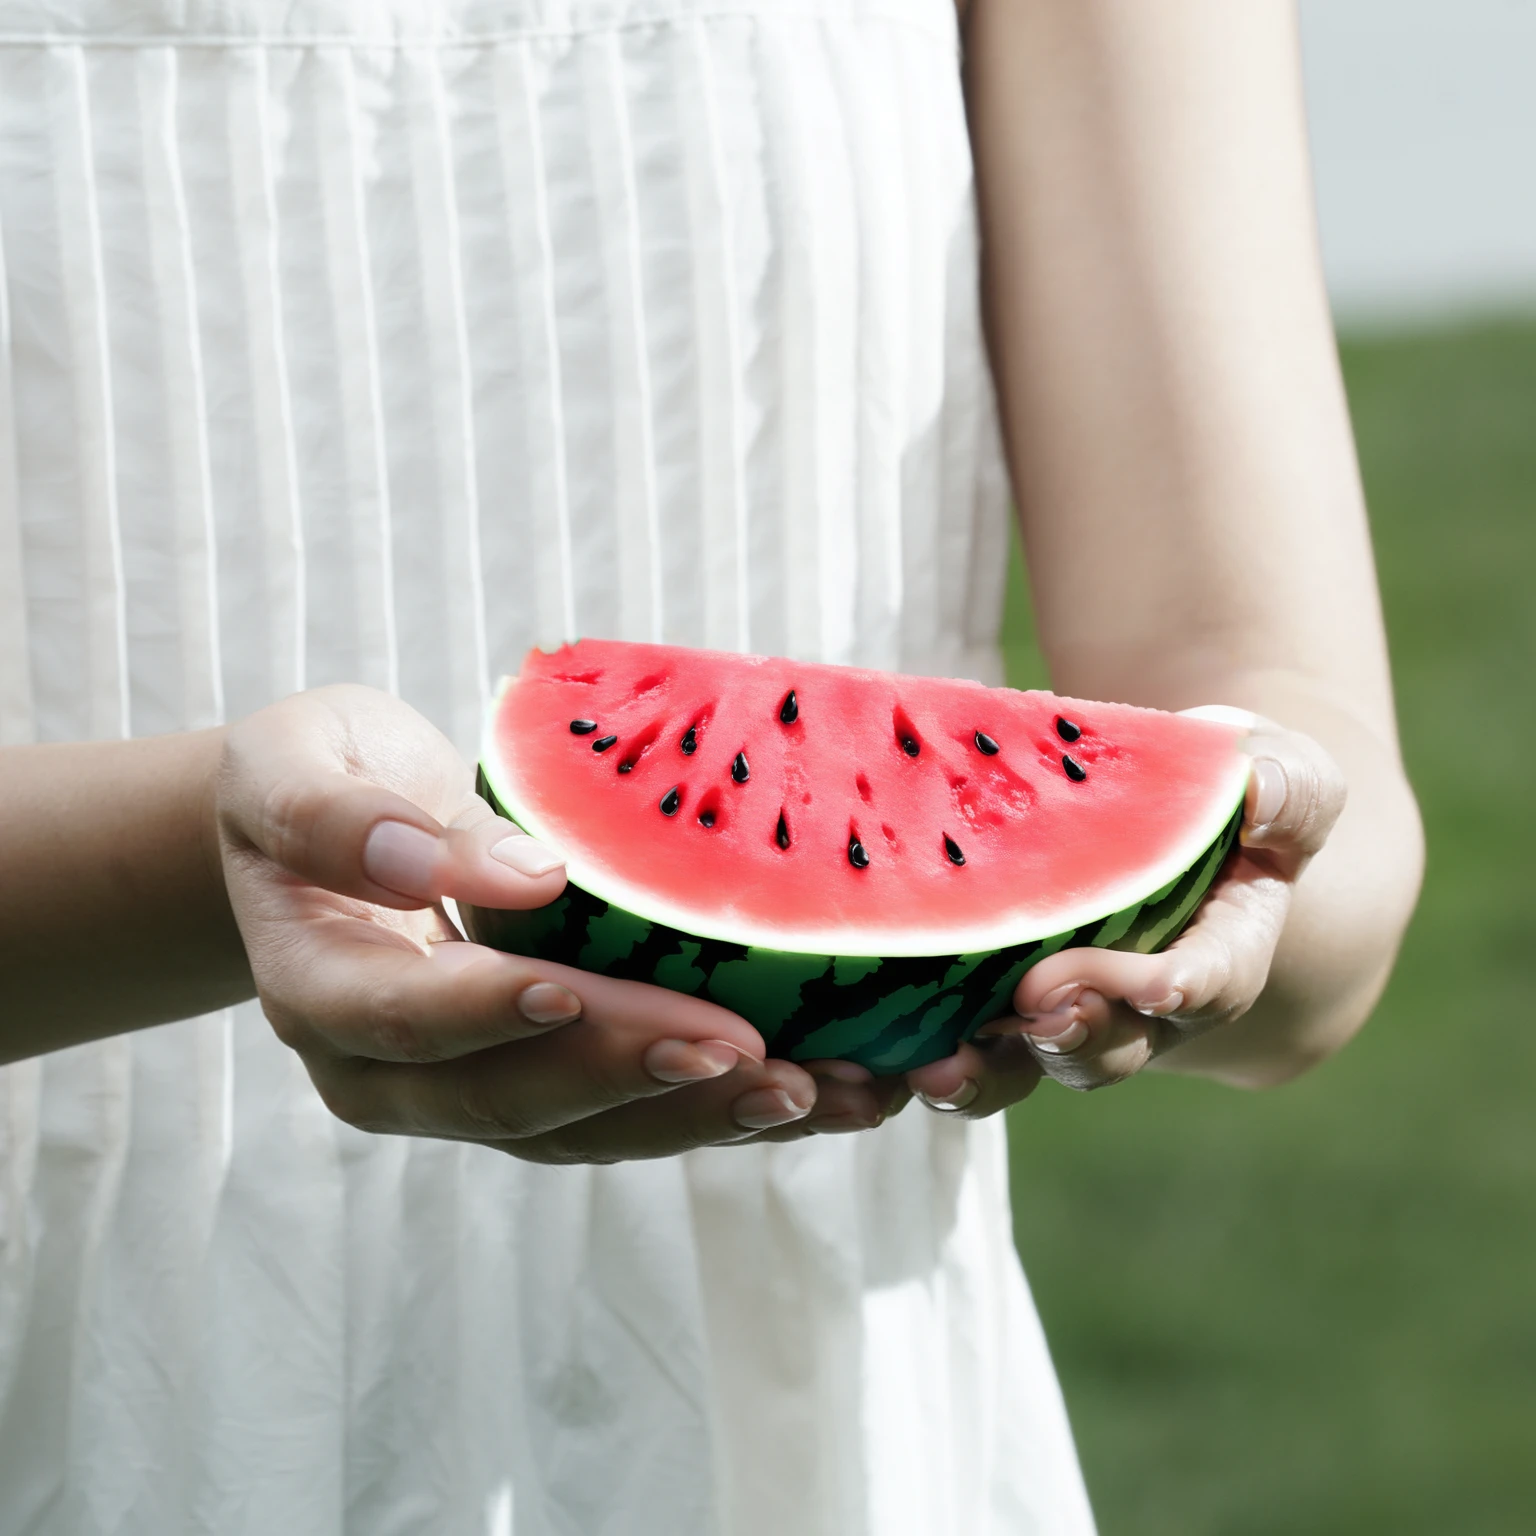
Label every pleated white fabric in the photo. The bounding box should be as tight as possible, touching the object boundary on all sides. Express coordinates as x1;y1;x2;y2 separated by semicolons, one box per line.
0;2;1096;1531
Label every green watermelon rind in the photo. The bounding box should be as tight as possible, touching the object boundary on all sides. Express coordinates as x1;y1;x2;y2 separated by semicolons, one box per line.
461;770;1245;1074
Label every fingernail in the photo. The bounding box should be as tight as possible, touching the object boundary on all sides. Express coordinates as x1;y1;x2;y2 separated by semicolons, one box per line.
918;1079;979;1112
809;1110;881;1134
732;1087;812;1130
808;1060;874;1085
516;982;582;1025
363;820;440;896
644;1038;743;1084
1134;989;1184;1018
1250;758;1287;831
490;835;565;878
1036;982;1083;1014
1026;1018;1089;1055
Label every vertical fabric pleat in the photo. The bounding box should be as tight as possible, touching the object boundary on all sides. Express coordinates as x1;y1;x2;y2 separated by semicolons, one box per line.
585;31;664;643
137;46;224;731
889;19;949;676
409;48;488;749
50;44;129;741
622;26;704;649
495;40;577;652
226;45;305;700
680;17;751;652
0;216;33;745
0;1036;134;1529
0;7;1095;1534
538;37;622;644
316;46;399;697
758;14;859;662
826;14;909;673
0;1055;41;1458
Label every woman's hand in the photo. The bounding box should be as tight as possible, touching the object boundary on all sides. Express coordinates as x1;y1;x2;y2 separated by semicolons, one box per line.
904;716;1346;1114
216;685;889;1161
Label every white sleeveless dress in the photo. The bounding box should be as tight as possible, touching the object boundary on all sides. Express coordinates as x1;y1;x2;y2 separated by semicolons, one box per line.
0;2;1097;1531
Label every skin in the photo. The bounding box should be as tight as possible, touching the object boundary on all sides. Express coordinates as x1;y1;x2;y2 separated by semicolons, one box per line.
0;689;892;1154
905;0;1423;1115
0;0;1421;1149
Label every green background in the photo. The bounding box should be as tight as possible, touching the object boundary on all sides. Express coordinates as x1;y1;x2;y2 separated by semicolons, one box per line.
1001;318;1536;1534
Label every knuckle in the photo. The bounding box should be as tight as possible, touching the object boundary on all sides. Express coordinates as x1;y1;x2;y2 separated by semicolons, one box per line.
1287;750;1346;853
312;1069;387;1134
455;1071;539;1140
359;984;443;1064
1081;1058;1142;1091
259;991;311;1054
259;774;331;872
504;1132;620;1167
572;1033;647;1114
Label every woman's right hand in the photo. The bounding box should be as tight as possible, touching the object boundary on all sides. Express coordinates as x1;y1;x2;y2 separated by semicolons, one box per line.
214;685;887;1161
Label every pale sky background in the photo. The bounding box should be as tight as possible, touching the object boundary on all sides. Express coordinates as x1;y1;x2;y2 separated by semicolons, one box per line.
1299;0;1536;322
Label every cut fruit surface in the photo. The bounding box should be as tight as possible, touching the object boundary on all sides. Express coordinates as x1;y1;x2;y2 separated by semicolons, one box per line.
464;641;1250;1070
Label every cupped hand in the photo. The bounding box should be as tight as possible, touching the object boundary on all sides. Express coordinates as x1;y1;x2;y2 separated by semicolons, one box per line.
904;712;1347;1114
214;685;889;1161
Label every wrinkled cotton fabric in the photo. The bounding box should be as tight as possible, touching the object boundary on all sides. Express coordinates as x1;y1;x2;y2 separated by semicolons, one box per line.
0;2;1096;1531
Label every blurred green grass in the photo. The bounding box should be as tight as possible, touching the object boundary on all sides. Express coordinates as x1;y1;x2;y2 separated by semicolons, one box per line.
1001;318;1536;1535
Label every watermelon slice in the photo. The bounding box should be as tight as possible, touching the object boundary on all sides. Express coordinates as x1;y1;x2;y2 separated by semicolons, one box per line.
462;641;1250;1072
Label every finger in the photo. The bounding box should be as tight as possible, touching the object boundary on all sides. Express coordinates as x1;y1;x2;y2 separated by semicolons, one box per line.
794;1059;907;1135
511;1056;822;1161
1179;706;1347;868
975;984;1157;1091
1241;734;1347;864
986;857;1295;1086
1022;989;1158;1091
905;1036;1044;1119
337;1044;819;1154
224;751;566;913
1010;847;1290;1020
262;930;767;1068
301;959;775;1140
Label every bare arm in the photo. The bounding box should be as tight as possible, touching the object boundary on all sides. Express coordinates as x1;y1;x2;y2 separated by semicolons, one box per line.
0;691;893;1152
0;732;252;1061
964;0;1423;1084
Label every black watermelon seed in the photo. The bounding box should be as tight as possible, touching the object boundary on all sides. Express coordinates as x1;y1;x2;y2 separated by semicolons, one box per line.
944;834;965;866
699;809;717;829
570;719;598;735
901;735;920;757
731;750;750;784
680;725;698;755
1056;717;1082;743
848;835;869;869
618;760;634;774
592;734;618;752
1063;754;1087;781
776;811;791;849
660;787;681;816
974;731;1000;756
779;690;798;725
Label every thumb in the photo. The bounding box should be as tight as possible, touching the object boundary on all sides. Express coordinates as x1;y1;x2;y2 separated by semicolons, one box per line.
223;756;566;913
1240;734;1347;863
1179;706;1347;866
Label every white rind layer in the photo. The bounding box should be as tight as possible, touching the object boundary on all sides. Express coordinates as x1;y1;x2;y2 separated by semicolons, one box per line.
481;674;1252;959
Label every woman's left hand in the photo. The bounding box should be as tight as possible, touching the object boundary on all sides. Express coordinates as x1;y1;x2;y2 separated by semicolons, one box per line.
902;714;1347;1115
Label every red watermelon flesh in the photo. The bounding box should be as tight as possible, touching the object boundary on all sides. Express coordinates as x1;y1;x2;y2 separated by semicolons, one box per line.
480;641;1250;959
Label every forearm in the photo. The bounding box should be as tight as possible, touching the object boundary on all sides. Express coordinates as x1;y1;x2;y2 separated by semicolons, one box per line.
967;0;1423;1078
0;730;253;1063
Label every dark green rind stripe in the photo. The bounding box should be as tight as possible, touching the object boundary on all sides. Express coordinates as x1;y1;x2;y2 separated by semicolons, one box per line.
464;768;1243;1072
